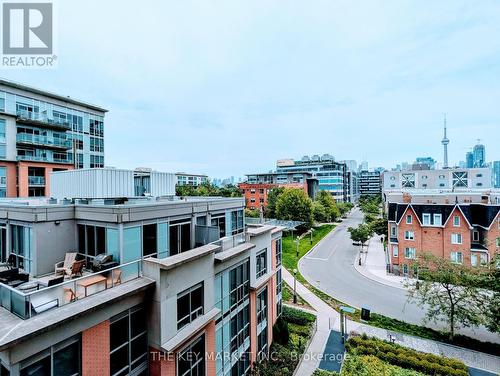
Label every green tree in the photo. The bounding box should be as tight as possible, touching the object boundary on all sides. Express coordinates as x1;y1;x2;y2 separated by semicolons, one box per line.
370;216;388;237
338;202;354;217
245;208;260;218
407;254;486;340
312;201;328;223
275;188;313;229
347;224;373;247
266;187;285;218
316;190;340;222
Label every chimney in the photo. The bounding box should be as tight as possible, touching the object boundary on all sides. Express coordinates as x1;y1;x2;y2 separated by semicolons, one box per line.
403;193;412;203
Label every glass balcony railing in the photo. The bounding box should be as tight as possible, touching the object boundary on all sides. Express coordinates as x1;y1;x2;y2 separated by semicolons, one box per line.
16;110;71;130
16;133;71;149
0;260;142;319
28;176;45;186
17;155;73;164
211;232;247;253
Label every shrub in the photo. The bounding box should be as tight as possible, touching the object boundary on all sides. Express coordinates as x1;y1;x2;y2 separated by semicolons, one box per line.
273;317;290;346
313;369;338;376
282;306;315;326
346;335;468;376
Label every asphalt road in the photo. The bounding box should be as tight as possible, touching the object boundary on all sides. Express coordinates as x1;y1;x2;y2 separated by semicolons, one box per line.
299;208;500;344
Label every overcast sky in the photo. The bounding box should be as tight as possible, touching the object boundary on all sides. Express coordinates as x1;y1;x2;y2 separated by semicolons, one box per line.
3;0;500;178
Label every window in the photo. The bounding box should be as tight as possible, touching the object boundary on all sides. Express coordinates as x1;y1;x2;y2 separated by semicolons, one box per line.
170;219;191;255
20;336;80;376
10;225;33;273
471;254;478;267
406;215;412;224
453;216;460;227
275;238;282;266
392;246;398;257
142;223;157;257
178;334;205;376
259;188;264;194
230;209;244;235
451;234;462;244
404;231;415;240
451;251;463;264
433;214;442;226
229;261;250;309
211;214;226;238
402;264;409;276
0;120;5;159
422;214;431;226
404;247;416;259
452;172;468;188
390;226;396;237
78;224;106;264
256;287;268;358
497;237;500;247
257;287;267;324
401;173;415;188
276;269;282;316
256;249;267;278
472;231;480;242
110;306;147;376
177;283;204;329
229;306;250;354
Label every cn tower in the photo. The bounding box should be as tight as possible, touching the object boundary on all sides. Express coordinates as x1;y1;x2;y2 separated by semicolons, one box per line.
441;114;449;168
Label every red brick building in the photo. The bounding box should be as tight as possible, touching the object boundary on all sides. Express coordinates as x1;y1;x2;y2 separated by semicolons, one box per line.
240;172;318;212
387;202;500;275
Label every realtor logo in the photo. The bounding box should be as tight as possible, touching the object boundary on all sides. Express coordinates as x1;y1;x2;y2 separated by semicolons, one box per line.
3;3;52;54
1;2;56;68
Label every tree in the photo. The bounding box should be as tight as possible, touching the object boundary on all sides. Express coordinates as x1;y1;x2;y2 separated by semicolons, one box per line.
407;254;486;340
245;208;260;218
316;190;340;222
175;181;242;198
369;216;388;238
338;202;354;217
347;224;373;247
476;262;500;334
266;187;285;218
312;201;328;223
275;188;313;229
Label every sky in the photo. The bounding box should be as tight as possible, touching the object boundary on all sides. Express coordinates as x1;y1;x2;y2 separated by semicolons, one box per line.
3;0;500;178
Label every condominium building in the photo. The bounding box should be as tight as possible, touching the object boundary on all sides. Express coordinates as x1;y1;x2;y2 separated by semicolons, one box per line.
358;170;381;196
382;167;493;193
176;173;209;187
387;201;500;275
275;155;352;202
0;191;282;375
493;161;500;189
0;79;106;198
239;172;318;211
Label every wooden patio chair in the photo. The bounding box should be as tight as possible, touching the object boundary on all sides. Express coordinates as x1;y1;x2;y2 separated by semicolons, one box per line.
63;287;83;302
54;252;77;276
112;269;122;286
69;260;85;278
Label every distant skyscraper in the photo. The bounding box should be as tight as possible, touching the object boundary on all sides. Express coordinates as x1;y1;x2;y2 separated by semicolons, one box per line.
441;115;450;168
493;161;500;188
415;157;436;169
465;152;474;168
473;142;486;168
360;161;368;171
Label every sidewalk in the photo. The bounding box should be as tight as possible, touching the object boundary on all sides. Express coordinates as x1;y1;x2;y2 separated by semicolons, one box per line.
354;236;415;289
283;267;500;375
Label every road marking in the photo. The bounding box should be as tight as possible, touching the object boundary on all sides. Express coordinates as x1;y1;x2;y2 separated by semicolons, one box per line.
304;256;329;261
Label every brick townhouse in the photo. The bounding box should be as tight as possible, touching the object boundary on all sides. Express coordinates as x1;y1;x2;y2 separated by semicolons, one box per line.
388;202;500;275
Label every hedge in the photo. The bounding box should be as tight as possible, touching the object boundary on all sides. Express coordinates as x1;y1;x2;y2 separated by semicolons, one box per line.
346;335;468;376
341;355;426;376
282;305;316;326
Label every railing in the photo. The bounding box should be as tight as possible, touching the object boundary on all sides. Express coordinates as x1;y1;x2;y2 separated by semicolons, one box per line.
17;155;73;164
211;232;246;253
28;176;46;186
16;110;71;129
0;259;141;319
16;133;71;149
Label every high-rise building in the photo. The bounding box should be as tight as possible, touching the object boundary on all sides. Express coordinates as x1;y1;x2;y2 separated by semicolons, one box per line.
465;152;474;168
415;157;436;170
473;142;486;168
175;172;209;186
0;79;107;198
276;155;353;202
358;170;381;196
493;161;500;189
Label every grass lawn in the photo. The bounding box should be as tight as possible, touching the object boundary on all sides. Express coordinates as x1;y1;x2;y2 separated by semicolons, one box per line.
282;283;313;310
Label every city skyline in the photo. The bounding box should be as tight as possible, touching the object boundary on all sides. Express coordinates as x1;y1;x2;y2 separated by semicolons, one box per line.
2;0;500;177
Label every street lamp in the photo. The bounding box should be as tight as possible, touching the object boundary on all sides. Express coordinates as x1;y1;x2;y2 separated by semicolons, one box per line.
295;236;299;258
293;268;298;304
310;229;313;245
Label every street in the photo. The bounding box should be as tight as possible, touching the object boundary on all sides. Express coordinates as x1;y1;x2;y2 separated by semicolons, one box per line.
298;208;500;344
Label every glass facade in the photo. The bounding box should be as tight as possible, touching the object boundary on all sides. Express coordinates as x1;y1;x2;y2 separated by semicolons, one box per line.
256;250;267;279
256;287;268;359
177;283;204;330
178;334;205;376
10;224;33;273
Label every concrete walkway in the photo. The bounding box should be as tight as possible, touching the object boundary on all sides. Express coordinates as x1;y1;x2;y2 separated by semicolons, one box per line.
355;235;414;289
283;267;500;375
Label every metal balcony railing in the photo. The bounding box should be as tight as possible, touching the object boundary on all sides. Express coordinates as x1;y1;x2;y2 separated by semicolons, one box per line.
16;133;71;149
17;155;73;164
28;176;46;186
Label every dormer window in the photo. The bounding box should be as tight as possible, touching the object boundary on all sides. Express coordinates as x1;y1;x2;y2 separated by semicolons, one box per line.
422;214;431;226
406;215;412;224
433;214;442;226
453;216;460;227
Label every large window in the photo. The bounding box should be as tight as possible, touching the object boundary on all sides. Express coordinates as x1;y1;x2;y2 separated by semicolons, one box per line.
211;214;226;238
177;283;204;330
169;219;191;255
256;249;267;279
451;251;463;264
230;305;250;354
230;260;250;309
404;247;416;259
10;225;32;272
110;306;148;376
275;238;282;266
404;231;414;241
0;167;6;198
230;210;244;235
0;119;5;159
257;287;267;325
451;233;462;244
142;223;157;257
256;287;268;358
276;269;282;317
78;224;106;263
178;334;205;376
20;336;80;376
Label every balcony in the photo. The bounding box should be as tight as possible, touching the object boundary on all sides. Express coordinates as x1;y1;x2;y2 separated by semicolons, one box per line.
211;232;247;253
28;176;46;186
16;133;72;150
0;260;141;319
16;110;71;130
17;154;73;164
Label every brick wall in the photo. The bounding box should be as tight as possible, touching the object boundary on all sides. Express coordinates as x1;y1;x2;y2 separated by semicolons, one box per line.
82;320;110;376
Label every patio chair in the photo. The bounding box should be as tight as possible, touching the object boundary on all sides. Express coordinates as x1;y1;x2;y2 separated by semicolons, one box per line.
69;260;85;278
112;270;122;286
0;254;16;269
63;287;83;302
54;252;78;276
